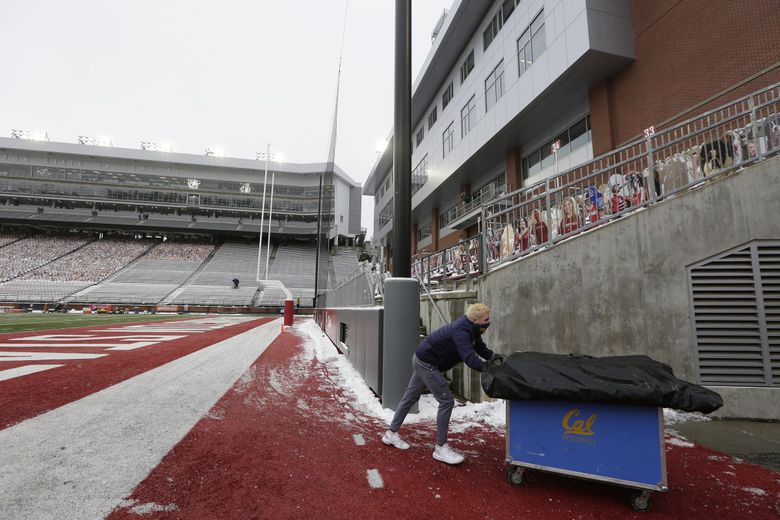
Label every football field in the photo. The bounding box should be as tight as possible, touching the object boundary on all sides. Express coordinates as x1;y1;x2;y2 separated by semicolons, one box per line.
0;313;197;333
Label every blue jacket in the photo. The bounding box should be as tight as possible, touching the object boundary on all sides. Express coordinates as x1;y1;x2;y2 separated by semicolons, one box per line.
416;315;494;372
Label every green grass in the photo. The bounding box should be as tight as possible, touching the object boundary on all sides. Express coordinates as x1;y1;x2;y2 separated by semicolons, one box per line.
0;313;192;334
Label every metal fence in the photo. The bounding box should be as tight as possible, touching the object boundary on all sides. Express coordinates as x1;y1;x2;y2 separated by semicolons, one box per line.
321;262;387;307
409;82;779;284
304;83;779;305
412;234;483;292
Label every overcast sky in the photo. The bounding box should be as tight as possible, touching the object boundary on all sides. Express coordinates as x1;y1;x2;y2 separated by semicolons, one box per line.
0;0;453;240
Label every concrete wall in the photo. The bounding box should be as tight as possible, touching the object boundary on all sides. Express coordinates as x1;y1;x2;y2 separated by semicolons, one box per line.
316;307;383;396
421;157;780;419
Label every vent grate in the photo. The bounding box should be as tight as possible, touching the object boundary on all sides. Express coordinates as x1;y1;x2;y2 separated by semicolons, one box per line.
689;242;777;386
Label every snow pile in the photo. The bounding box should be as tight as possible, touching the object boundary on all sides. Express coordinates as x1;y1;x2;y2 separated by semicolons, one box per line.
294;319;505;430
293;319;718;434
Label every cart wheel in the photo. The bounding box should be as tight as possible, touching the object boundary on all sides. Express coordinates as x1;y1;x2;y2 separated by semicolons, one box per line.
507;467;526;486
629;491;652;512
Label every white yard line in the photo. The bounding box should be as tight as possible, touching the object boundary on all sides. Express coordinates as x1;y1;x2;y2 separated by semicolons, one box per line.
0;364;62;382
366;469;384;489
0;318;281;520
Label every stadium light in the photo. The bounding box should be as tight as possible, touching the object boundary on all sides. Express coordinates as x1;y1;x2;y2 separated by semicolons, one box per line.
141;141;172;152
11;129;49;141
255;145;283;282
264;171;276;280
240;182;251;194
187;178;201;190
205;146;225;157
78;135;113;147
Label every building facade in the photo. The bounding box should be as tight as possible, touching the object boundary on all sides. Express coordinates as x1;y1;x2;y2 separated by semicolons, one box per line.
0;137;362;243
364;0;780;258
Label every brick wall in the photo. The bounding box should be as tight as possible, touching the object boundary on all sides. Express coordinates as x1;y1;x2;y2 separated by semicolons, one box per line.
590;0;780;155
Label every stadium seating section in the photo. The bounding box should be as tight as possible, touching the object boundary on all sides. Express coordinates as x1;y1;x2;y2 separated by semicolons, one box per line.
0;234;358;307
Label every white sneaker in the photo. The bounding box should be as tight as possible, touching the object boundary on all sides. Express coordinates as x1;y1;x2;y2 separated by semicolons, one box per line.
432;443;464;465
382;430;410;450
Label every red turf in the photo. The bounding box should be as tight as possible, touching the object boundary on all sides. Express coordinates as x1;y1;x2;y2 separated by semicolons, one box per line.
0;317;271;428
106;326;780;520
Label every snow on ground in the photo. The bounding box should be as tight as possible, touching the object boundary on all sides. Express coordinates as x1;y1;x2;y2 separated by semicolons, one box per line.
293;318;712;433
294;319;504;431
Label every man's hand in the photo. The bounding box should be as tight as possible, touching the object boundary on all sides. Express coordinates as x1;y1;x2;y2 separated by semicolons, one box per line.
488;353;504;369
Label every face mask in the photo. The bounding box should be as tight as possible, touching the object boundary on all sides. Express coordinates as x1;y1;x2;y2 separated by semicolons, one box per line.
475;321;490;335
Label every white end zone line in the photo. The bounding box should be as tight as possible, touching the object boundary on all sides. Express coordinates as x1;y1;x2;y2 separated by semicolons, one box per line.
0;318;282;520
0;364;63;382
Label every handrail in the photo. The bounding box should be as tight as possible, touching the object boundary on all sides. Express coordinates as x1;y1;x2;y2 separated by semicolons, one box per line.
407;81;780;279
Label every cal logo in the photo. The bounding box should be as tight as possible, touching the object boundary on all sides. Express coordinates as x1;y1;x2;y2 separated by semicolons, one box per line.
561;408;596;440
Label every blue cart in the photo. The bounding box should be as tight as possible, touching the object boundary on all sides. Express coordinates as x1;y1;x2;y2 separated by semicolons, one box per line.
505;400;668;512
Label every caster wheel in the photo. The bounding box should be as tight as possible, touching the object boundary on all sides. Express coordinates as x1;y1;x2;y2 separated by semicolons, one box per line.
507;467;526;486
629;491;652;512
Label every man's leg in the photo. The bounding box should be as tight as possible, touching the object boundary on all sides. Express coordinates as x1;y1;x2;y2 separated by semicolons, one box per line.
388;357;427;433
410;356;454;446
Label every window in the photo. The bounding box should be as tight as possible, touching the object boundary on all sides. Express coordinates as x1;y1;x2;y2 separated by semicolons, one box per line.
460;50;474;83
485;60;505;112
461;96;476;138
517;10;546;77
502;0;516;23
417;221;432;242
416;127;424;147
442;82;454;109
483;10;503;51
520;115;591;180
428;107;438;130
442;122;455;158
412;155;429;195
340;215;344;223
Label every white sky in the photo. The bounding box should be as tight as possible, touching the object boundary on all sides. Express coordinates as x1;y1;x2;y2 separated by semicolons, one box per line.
0;0;453;240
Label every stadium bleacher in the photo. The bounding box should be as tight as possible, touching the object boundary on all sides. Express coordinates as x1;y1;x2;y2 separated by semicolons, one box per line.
0;232;351;307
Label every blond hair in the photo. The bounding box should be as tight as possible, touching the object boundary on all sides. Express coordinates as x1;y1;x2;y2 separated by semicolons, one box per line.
466;303;490;321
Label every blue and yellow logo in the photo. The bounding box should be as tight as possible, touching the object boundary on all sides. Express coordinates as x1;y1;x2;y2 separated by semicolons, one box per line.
562;409;597;444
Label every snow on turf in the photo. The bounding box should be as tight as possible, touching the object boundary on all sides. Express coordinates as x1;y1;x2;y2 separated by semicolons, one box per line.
294;319;504;431
293;318;712;433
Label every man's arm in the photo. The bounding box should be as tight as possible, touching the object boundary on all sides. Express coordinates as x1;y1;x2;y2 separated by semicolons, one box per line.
453;329;488;371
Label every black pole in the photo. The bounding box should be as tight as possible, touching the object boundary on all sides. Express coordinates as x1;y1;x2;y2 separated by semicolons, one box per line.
313;172;324;307
392;0;412;278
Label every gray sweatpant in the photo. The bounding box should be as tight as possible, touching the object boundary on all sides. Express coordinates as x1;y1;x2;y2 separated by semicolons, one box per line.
389;354;454;446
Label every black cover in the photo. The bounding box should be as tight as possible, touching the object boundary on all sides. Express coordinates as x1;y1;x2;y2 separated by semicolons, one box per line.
481;352;723;414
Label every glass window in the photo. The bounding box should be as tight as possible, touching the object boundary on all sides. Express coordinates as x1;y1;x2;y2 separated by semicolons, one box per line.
428;107;438;130
530;11;546;59
541;139;555;170
517;28;531;76
461;96;476;138
460;50;474;83
525;149;541;178
569;117;589;151
485;60;505;112
483;11;503;51
416;128;424;147
442;82;454;109
442;122;455;158
553;129;570;159
517;10;545;77
502;0;516;23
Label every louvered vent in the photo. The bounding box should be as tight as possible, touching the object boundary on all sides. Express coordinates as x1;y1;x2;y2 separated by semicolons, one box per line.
689;242;777;386
758;244;780;384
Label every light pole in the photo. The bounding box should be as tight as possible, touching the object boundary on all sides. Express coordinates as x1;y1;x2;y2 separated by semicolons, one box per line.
256;144;270;281
264;171;275;280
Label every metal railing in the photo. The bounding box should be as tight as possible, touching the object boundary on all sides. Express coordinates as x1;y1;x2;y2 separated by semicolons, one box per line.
321;261;387;307
439;182;507;228
410;82;779;283
412;234;484;293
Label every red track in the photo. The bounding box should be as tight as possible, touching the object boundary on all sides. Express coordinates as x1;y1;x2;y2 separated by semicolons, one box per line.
101;325;780;520
0;317;270;428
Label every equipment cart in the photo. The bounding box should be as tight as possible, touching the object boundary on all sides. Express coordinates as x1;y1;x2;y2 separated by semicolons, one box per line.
505;399;668;512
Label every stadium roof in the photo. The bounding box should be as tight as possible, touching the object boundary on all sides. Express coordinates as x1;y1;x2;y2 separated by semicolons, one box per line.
0;136;360;188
